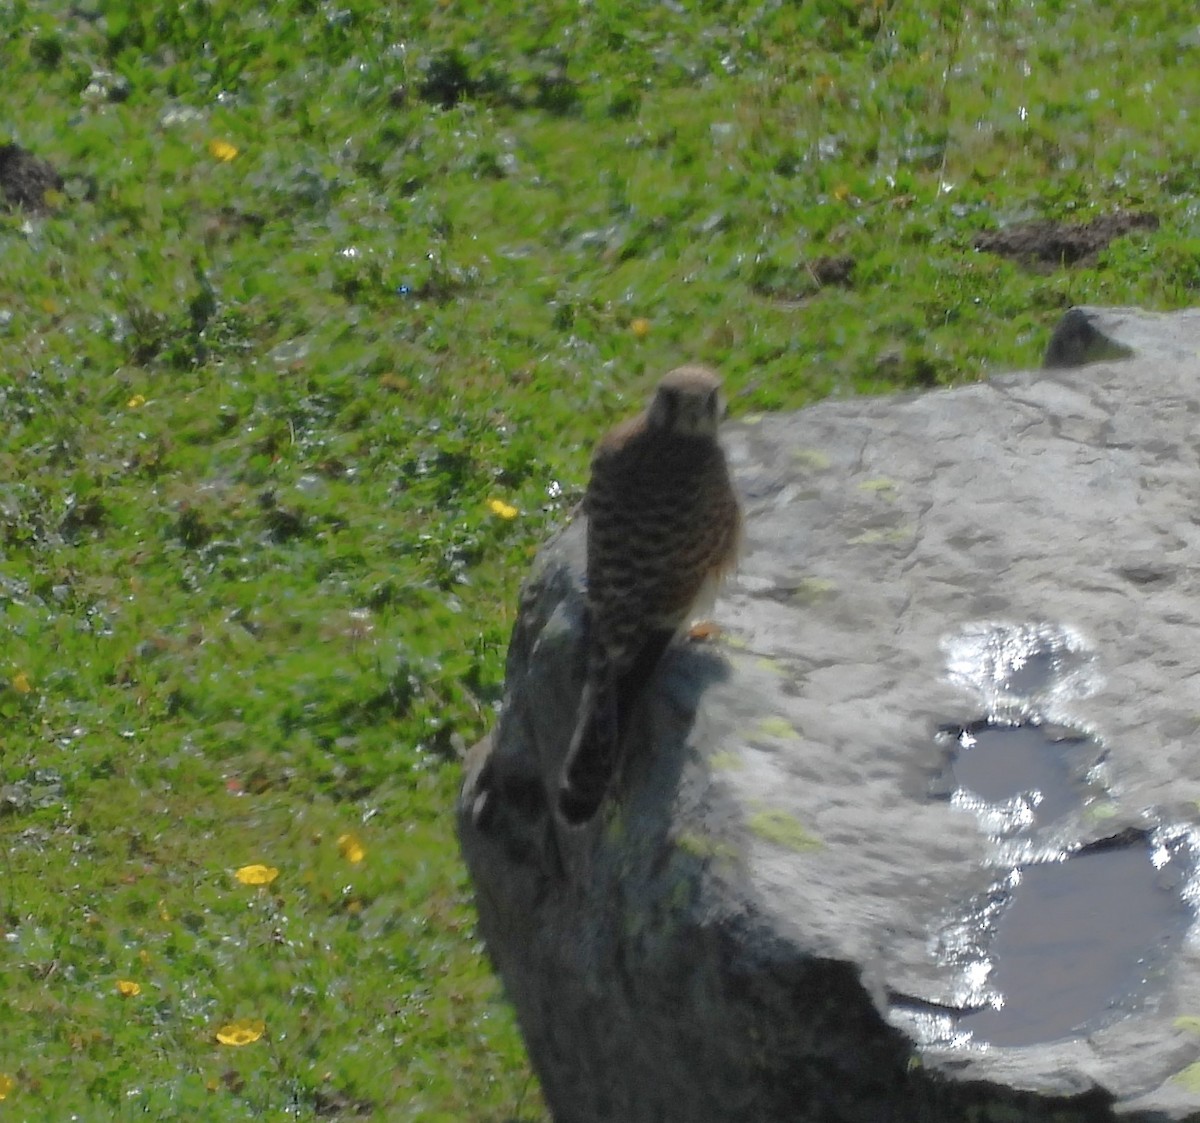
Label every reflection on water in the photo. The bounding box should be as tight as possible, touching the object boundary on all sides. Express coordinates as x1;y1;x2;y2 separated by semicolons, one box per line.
910;621;1197;1048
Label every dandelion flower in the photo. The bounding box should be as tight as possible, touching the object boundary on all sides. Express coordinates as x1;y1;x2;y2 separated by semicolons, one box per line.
216;1018;265;1046
0;1073;13;1100
235;864;279;886
487;498;518;519
127;394;146;409
116;979;141;998
11;672;31;694
630;317;651;339
208;139;238;162
337;833;365;864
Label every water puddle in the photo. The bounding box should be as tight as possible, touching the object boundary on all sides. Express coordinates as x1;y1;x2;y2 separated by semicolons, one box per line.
905;622;1197;1048
957;833;1189;1046
948;720;1099;834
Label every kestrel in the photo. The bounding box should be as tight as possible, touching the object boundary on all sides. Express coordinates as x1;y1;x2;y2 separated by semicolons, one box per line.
557;365;742;824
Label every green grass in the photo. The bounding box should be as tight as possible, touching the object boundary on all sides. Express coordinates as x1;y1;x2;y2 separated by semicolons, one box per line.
0;0;1197;1117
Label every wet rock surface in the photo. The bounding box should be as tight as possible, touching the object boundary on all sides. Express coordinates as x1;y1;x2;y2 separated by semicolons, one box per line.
459;306;1200;1122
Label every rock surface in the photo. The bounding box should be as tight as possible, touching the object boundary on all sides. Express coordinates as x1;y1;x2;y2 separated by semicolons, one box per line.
1043;304;1200;368
458;306;1200;1122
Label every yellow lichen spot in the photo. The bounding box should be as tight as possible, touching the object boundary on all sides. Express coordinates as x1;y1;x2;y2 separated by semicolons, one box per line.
235;864;279;887
1084;801;1119;823
675;830;740;863
208;138;239;162
848;525;913;546
0;1073;13;1100
127;393;146;409
708;750;743;772
858;477;897;498
11;671;32;694
337;833;365;864
487;498;518;519
754;716;800;741
215;1018;265;1047
748;809;822;852
790;577;838;605
791;448;831;472
1174;1015;1200;1035
1173;1061;1200;1093
630;317;651;339
116;979;141;998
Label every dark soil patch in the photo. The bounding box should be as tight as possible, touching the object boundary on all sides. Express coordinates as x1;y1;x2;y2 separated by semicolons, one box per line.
809;254;856;287
416;48;579;115
974;211;1158;268
751;255;856;304
0;143;64;213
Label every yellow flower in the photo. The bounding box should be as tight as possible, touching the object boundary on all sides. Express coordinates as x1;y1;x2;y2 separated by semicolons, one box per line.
337;833;365;864
487;498;518;520
0;1073;13;1100
215;1018;265;1046
116;979;141;998
208;138;238;162
11;672;31;694
630;317;651;339
235;864;279;886
833;183;851;202
127;394;146;409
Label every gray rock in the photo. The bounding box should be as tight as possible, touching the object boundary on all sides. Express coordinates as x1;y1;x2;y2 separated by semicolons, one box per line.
458;306;1200;1122
1044;305;1200;367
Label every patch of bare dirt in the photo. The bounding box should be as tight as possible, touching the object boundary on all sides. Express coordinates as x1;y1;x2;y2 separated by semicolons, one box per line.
808;254;856;287
0;143;64;213
975;210;1159;268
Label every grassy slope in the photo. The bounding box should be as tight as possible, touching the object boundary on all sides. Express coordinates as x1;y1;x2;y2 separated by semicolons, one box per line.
0;0;1197;1118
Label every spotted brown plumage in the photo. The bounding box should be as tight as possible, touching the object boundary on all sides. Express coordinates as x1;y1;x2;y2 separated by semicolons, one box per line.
558;365;741;825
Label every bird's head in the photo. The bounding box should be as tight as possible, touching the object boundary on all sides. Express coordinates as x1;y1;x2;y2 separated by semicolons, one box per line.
646;365;723;438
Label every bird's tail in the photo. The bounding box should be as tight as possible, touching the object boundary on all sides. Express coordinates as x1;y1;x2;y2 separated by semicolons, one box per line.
557;628;675;825
557;658;620;825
